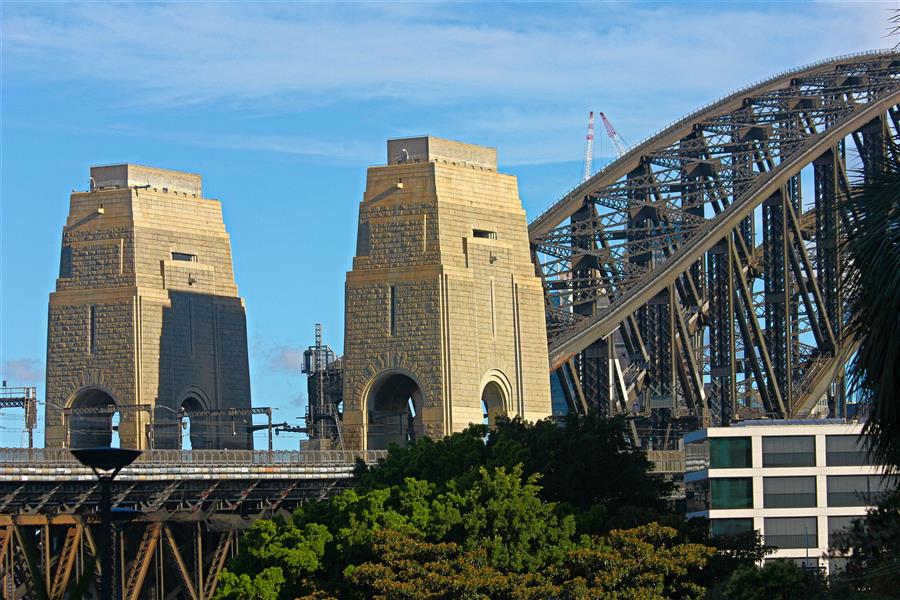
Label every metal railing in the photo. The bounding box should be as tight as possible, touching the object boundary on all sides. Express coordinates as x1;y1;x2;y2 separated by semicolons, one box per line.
0;447;388;467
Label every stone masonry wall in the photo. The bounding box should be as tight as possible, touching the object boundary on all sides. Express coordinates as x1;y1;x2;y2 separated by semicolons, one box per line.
45;165;251;450
343;139;551;450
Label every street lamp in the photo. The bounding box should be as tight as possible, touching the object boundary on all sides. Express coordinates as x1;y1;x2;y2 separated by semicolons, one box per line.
71;447;142;600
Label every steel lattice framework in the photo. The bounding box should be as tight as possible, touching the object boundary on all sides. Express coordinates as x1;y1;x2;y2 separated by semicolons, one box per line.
0;449;385;599
530;50;900;446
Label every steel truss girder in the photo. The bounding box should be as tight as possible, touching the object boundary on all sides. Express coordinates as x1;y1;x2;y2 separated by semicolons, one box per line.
0;515;243;600
530;51;900;431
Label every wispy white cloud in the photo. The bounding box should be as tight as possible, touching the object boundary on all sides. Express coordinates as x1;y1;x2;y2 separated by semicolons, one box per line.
2;2;892;165
1;358;43;384
3;3;888;105
103;123;371;162
264;346;305;375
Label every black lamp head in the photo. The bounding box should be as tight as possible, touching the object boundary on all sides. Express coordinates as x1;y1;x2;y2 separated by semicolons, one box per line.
71;447;142;473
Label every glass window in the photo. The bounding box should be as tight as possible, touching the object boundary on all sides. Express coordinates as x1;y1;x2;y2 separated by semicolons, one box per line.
827;475;896;507
356;221;370;256
711;518;754;538
762;436;816;467
827;516;858;545
826;435;870;466
685;479;710;513
763;476;817;508
686;440;710;473
711;477;753;509
710;437;752;469
764;517;818;549
171;252;197;262
89;305;97;355
59;245;73;278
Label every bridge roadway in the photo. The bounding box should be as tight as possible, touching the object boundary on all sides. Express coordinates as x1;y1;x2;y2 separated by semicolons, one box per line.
0;448;386;600
0;448;388;522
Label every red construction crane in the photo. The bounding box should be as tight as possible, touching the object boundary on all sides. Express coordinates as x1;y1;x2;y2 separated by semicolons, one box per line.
583;111;595;182
599;111;629;158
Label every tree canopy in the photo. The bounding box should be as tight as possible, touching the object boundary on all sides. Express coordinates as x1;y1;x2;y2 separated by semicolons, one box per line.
354;414;672;534
214;416;710;599
829;491;900;597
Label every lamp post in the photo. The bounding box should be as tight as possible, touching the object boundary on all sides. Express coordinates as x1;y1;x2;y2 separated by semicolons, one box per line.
804;525;810;569
71;447;141;600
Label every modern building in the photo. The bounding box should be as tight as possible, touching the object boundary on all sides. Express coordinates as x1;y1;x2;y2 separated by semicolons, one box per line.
685;420;894;572
342;136;552;450
44;164;252;450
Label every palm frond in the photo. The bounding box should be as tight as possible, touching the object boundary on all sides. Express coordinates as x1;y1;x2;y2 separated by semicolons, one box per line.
842;131;900;469
891;8;900;49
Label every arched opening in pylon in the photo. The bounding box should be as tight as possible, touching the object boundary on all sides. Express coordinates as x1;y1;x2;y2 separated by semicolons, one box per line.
179;396;206;450
481;380;507;428
68;387;118;448
366;372;424;450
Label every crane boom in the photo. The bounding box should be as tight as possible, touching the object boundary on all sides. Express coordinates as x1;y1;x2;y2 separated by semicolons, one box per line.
583;111;595;182
599;112;629;158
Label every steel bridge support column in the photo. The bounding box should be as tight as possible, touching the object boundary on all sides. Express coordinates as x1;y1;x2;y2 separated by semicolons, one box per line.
860;116;887;182
579;341;611;417
645;289;675;413
707;239;736;425
570;200;612;416
626;164;676;427
814;147;845;416
0;526;10;600
762;186;792;415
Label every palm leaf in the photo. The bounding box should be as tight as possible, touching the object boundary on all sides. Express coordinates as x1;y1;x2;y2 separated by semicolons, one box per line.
842;132;900;469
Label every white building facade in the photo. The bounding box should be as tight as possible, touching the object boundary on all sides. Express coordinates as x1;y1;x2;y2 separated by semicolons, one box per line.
685;420;894;572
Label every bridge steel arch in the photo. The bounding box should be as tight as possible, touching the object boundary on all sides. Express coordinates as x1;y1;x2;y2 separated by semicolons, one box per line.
530;50;900;446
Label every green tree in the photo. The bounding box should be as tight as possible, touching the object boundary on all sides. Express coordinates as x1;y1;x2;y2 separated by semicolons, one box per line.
554;523;714;600
355;414;672;534
679;518;774;591
829;491;900;596
214;517;331;599
488;415;671;521
431;465;576;572
723;561;824;600
218;464;579;598
343;529;555;600
219;416;706;598
344;524;714;600
353;429;488;490
215;567;285;600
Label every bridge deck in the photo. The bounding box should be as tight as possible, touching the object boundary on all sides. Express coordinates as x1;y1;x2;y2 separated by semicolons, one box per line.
0;448;387;482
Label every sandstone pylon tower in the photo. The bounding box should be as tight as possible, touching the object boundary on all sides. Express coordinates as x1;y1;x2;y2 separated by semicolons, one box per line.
44;164;252;450
342;137;552;450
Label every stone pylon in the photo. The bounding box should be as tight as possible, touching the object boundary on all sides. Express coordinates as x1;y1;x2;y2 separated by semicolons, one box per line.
342;137;552;450
44;164;252;450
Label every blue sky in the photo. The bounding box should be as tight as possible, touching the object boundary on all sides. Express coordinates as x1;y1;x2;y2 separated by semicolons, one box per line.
0;1;892;449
